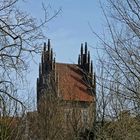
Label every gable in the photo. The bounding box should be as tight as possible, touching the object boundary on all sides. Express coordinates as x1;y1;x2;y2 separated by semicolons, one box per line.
56;63;94;102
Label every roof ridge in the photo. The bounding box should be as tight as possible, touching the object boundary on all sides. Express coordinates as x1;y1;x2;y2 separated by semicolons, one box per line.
56;62;77;65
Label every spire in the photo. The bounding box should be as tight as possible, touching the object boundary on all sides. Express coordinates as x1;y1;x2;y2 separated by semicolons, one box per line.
53;58;56;82
80;43;83;65
41;52;44;64
91;60;93;75
85;42;87;63
57;72;59;96
94;72;96;89
85;42;87;55
47;39;51;61
44;42;46;51
50;48;53;70
39;63;42;77
53;57;56;70
81;43;83;55
90;60;93;86
51;48;53;61
88;51;90;64
78;42;93;74
48;39;51;52
87;51;90;72
78;55;81;65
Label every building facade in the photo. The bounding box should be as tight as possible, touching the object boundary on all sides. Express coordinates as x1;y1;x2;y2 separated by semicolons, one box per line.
36;39;96;138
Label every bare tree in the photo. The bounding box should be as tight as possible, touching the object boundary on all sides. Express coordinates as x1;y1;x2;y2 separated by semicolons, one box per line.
0;0;60;139
27;94;66;140
90;0;140;139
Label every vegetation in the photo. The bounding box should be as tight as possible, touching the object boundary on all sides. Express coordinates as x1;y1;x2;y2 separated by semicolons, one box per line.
0;0;60;139
93;0;140;139
0;0;139;139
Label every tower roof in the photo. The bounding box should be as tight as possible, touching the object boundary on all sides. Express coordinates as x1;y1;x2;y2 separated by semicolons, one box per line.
37;40;96;104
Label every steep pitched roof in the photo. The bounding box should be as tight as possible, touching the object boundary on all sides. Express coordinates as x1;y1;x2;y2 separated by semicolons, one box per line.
37;40;96;104
56;63;94;102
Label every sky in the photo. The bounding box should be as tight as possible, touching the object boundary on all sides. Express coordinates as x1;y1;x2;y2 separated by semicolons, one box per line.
19;0;105;108
20;0;104;62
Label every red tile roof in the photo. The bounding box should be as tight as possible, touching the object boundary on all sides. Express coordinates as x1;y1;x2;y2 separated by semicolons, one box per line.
56;63;94;102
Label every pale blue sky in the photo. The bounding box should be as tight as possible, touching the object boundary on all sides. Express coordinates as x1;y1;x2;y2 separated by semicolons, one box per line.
21;0;104;63
19;0;105;108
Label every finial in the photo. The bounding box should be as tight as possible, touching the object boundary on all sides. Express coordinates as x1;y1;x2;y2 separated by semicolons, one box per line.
39;63;42;77
91;60;93;74
48;39;51;52
84;42;88;63
80;43;83;65
53;58;56;81
78;55;81;65
88;51;90;64
53;57;56;70
44;42;46;51
81;43;83;55
51;48;53;61
54;57;56;63
87;51;90;72
57;73;59;95
94;72;96;89
85;42;87;54
41;52;43;64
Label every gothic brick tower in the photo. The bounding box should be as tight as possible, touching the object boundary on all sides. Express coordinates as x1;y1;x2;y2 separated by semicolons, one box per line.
37;40;59;109
37;40;96;105
36;39;96;135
